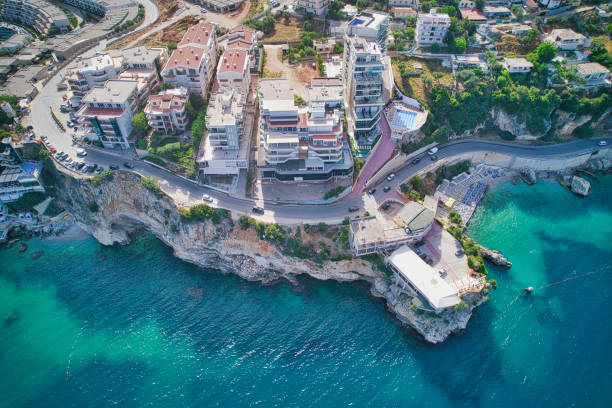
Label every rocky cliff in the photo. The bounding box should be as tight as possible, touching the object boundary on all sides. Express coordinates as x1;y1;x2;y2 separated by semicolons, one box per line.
53;170;485;344
492;108;550;140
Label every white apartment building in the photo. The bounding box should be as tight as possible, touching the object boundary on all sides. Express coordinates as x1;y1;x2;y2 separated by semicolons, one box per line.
546;29;592;51
574;62;611;89
343;34;386;148
297;0;330;16
144;87;189;135
216;48;250;96
67;47;166;107
61;0;106;16
75;80;139;149
503;57;533;73
161;21;217;96
458;0;475;8
66;54;118;102
198;90;248;177
538;0;561;9
1;0;70;35
227;25;258;70
258;79;352;182
416;8;451;46
346;12;389;51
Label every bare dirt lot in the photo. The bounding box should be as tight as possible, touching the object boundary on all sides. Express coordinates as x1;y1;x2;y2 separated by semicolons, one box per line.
263;44;316;98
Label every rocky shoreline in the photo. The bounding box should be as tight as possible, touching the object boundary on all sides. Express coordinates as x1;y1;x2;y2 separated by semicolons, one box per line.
36;169;485;344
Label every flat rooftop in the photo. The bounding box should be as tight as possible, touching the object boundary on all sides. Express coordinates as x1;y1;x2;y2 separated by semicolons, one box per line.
388;245;460;310
258;78;294;101
82;79;137;103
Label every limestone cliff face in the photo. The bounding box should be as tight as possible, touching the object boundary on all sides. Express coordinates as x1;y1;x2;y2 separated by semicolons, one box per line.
553;110;592;137
54;170;484;344
492;108;550;140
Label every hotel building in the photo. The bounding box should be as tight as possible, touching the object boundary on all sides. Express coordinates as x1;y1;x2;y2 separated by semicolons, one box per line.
144;87;189;135
416;9;451;46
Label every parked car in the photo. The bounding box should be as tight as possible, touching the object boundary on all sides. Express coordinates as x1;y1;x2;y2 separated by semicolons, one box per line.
411;157;421;165
438;269;447;278
95;167;103;174
348;206;359;212
368;188;376;195
76;148;87;157
76;162;85;170
414;240;425;247
386;173;395;181
427;147;438;156
123;162;134;169
598;140;608;146
381;202;391;211
252;206;264;214
109;164;119;170
430;154;438;161
202;194;213;203
383;186;391;192
50;147;57;153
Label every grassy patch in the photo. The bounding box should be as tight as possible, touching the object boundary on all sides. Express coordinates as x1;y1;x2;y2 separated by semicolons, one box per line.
392;56;454;107
261;17;323;43
323;185;347;200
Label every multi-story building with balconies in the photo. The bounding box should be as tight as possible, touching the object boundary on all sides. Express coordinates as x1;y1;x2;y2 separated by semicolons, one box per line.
346;12;389;51
1;0;70;35
161;21;217;96
66;54;118;104
296;0;330;16
343;34;386;149
197;89;248;177
74;80;139;149
415;8;451;46
144;87;188;135
216;48;250;97
257;79;352;182
61;0;106;16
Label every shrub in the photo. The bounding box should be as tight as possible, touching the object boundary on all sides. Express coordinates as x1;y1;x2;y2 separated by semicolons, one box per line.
323;185;347;200
141;177;162;197
454;300;468;311
449;211;463;225
239;215;257;230
179;204;228;224
89;202;99;212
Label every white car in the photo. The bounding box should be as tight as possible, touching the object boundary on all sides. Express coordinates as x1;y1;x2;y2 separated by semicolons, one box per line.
202;194;213;203
76;148;87;157
597;140;608;146
427;147;438;156
387;173;395;181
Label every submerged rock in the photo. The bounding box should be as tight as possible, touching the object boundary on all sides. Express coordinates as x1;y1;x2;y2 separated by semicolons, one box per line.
31;251;44;259
570;176;591;197
17;242;27;253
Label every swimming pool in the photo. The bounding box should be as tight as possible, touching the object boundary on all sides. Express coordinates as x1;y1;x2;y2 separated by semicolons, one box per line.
391;109;417;129
349;18;365;26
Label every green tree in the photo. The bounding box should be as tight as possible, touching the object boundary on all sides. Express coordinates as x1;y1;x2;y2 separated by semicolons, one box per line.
430;43;441;53
535;42;556;63
131;112;150;136
452;37;466;54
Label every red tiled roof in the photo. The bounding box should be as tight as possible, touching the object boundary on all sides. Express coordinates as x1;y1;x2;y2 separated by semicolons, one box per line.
525;0;537;8
459;8;487;20
228;40;253;51
218;49;248;74
163;46;205;70
178;21;215;48
146;91;187;114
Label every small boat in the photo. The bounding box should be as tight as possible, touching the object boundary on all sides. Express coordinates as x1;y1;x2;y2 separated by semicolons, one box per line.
524;286;534;293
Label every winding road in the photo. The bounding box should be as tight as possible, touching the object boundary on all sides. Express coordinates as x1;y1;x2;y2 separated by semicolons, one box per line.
26;2;612;226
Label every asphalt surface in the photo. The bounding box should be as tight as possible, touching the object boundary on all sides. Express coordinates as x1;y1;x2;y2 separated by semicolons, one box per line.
27;2;612;226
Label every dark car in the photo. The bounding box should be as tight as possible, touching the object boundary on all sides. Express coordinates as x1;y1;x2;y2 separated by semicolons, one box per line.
430;154;438;161
348;206;359;212
412;157;421;165
381;202;391;211
252;206;264;214
109;164;119;170
368;188;376;195
123;162;134;169
383;186;391;192
76;162;85;170
414;240;425;248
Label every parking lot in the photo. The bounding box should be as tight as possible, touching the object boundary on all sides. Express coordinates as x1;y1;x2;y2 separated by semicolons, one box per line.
417;222;484;294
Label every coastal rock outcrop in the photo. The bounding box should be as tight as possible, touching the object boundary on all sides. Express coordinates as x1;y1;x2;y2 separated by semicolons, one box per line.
52;170;484;344
553;110;592;137
478;245;512;268
492;108;550;140
570;176;591;197
520;167;537;185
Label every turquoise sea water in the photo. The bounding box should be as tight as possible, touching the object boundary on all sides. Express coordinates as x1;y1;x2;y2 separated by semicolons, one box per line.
1;176;611;407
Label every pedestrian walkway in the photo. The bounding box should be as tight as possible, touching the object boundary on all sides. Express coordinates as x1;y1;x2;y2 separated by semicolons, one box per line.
350;114;396;197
